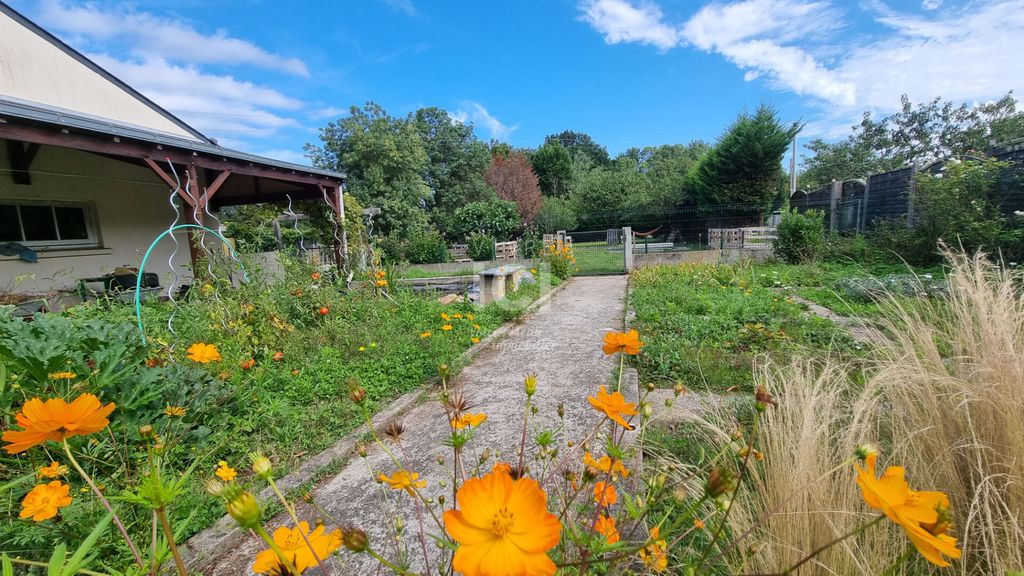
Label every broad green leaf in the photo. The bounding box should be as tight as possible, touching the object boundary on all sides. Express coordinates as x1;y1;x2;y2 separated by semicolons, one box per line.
63;512;112;576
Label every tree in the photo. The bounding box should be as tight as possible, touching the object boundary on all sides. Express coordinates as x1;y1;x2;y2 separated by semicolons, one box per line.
447;199;521;241
544;130;611;168
799;91;1024;189
306;102;430;238
484;151;543;224
413;107;493;228
533;197;579;233
530;141;573;197
689;105;801;208
571;167;651;229
618;142;710;209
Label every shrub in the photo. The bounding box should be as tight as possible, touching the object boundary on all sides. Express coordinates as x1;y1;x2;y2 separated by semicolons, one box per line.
541;239;576;280
520;226;543;259
466;232;495;261
533;197;578;233
773;208;826;263
447;199;521;241
404;228;448;264
376;235;404;264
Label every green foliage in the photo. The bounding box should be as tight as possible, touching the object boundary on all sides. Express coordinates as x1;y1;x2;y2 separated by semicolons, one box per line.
530;140;573;197
572;167;651;229
544;130;611;168
466;232;496;261
306;102;431;238
618;142;710;209
689;105;801;208
447;199;521;241
414;107;494;229
404;228;449;264
629;263;859;392
799;91;1024;189
376;234;404;264
533;197;578;233
773;208;827;264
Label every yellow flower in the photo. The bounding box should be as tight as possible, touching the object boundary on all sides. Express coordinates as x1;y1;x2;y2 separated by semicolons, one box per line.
48;371;77;380
583;451;630;478
36;461;68;479
602;329;643;355
358;346;366;352
855;452;961;567
164;406;186;417
639;526;668;572
452;313;464;319
252;521;342;575
378;470;427;495
3;394;116;454
530;268;538;275
186;343;222;364
441;313;451;321
442;324;453;331
594;515;620;544
444;467;561;576
593;481;618;506
420;331;432;338
215;460;237;482
466;313;475;321
471;337;481;344
473;324;481;330
587;386;638;430
20;481;72;522
376;279;388;287
450;413;487;430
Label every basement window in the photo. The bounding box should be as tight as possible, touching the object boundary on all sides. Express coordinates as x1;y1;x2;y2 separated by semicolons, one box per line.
0;202;99;248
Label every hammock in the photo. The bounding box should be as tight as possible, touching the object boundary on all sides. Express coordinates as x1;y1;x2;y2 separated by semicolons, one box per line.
632;225;662;238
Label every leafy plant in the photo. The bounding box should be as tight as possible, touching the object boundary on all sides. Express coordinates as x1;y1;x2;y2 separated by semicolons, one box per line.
466;232;495;261
404;228;448;264
773;208;826;264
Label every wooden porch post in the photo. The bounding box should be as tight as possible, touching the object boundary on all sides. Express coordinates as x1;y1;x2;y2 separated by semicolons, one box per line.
328;185;347;272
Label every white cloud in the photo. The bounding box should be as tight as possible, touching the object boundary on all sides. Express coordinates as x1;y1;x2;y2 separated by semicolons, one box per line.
578;0;681;51
452;102;518;140
381;0;417;16
311;106;348;120
576;0;1023;134
90;55;302;138
36;0;309;76
253;149;311;166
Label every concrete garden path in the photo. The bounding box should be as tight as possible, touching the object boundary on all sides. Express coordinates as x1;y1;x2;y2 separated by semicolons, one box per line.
192;275;632;575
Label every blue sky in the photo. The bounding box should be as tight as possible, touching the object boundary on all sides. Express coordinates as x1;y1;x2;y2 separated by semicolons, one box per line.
10;0;1023;165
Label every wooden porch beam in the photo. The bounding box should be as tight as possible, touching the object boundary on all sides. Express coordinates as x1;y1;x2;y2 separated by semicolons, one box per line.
204;169;232;198
0;123;343;187
6;140;41;184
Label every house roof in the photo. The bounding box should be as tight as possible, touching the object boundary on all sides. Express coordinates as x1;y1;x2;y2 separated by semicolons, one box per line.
0;1;210;143
0;1;344;186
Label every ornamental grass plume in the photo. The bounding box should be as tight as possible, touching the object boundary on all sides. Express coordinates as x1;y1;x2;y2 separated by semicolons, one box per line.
252;521;342;575
20;481;72;522
443;466;561;576
3;393;116;454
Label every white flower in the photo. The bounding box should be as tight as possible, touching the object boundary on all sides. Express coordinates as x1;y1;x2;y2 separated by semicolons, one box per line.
1014;210;1024;217
923;274;933;279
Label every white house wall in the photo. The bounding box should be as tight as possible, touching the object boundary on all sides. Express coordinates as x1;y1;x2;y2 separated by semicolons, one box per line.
0;141;196;294
0;11;201;141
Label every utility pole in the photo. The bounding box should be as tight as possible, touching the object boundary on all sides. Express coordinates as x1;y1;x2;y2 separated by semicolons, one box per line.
789;136;797;197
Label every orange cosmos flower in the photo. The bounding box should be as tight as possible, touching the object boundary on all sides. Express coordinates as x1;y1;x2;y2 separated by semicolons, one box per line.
594;481;618;507
602;329;643;356
20;481;72;522
452;313;464;319
440;313;451;321
587;386;638;430
251;521;342;575
450;413;488;430
3;394;116;454
583;451;630;478
241;358;256;370
442;324;453;331
311;272;322;281
470;337;481;344
444;467;561;576
594;515;620;544
855;453;961;567
36;461;68;479
164;405;186;417
639;526;668;572
48;371;77;380
186;343;222;363
215;461;237;482
420;331;432;338
272;351;285;362
378;470;427;495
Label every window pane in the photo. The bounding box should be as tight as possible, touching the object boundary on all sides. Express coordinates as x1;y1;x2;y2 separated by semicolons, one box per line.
55;206;89;240
20;205;58;241
0;205;20;242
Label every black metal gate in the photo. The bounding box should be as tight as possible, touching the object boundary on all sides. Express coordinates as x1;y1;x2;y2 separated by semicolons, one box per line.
565;229;625;276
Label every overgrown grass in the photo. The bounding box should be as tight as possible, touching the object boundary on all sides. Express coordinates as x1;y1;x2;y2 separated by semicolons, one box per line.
629;262;860;392
0;260;551;563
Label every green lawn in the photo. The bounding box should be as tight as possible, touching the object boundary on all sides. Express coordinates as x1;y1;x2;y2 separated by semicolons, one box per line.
571;241;626;275
629;262;861;393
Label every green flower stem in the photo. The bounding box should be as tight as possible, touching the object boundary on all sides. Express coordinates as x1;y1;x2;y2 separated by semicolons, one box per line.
266;478;331;576
254;524;301;576
7;557;110;576
778;515;886;576
367;547;419;576
63;440;145;569
155;507;187;576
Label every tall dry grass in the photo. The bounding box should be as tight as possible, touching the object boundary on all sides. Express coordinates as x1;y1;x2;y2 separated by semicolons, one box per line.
699;251;1023;574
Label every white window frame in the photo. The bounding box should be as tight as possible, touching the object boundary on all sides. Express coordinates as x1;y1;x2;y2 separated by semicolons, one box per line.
0;200;101;249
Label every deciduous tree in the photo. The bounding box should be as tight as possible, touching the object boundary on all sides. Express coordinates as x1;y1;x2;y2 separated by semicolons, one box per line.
484;151;543;224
